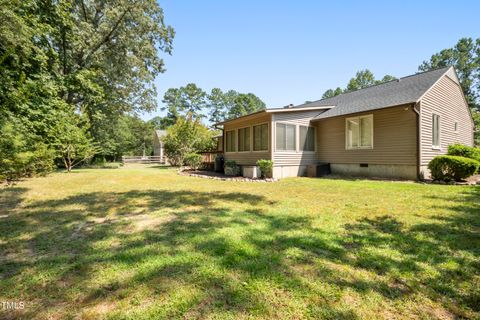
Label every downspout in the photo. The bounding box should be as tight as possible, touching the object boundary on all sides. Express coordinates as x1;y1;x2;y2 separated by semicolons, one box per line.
412;102;421;180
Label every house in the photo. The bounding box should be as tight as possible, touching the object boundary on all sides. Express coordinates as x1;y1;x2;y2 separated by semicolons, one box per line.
216;67;475;179
152;130;166;161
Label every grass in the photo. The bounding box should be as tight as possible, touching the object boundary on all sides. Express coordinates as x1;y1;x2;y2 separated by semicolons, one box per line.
0;164;479;319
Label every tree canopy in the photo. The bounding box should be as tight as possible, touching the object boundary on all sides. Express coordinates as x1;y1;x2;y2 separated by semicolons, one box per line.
161;85;266;125
320;70;397;99
0;0;174;178
419;37;480;144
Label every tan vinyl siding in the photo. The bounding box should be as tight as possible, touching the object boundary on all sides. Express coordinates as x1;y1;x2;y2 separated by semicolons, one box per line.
316;105;417;165
272;110;324;165
419;75;474;166
223;113;271;165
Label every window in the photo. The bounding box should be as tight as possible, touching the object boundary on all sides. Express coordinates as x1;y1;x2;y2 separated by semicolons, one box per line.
276;123;296;151
454;122;458;133
225;130;236;152
300;126;315;151
253;124;268;151
346;115;373;149
432;114;440;148
238;127;250;152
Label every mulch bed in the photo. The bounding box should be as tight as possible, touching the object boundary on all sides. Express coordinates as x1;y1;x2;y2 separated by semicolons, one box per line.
178;170;278;182
425;174;480;185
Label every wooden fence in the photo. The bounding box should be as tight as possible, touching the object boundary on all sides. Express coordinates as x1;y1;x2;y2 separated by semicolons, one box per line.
199;151;223;163
122;156;165;164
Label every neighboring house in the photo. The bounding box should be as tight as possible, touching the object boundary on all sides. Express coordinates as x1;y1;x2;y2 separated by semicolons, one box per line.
216;67;475;179
153;130;166;161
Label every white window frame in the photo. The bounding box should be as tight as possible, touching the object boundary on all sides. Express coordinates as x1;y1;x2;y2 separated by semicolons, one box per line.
252;122;269;152
432;113;441;149
345;114;374;150
225;129;237;153
237;126;251;153
299;125;316;152
275;122;297;152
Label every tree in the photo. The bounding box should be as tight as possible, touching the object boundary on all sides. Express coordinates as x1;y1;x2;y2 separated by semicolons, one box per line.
321;70;396;99
161;84;207;120
115;115;154;158
0;121;54;183
163;116;216;166
0;0;175;169
165;86;266;124
181;83;207;117
161;88;182;125
1;0;174;154
207;88;228;124
419;37;480;144
228;93;266;119
419;38;478;107
148;116;174;130
49;113;98;172
379;75;397;83
321;87;343;99
346;70;377;91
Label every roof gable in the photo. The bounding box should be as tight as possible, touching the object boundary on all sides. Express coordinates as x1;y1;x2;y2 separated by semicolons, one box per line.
311;67;451;120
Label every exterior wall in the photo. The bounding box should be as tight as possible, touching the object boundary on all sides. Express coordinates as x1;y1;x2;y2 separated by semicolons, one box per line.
315;105;418;179
330;164;417;180
223;113;271;165
273;165;308;179
271;110;324;167
270;110;326;178
419;73;475;177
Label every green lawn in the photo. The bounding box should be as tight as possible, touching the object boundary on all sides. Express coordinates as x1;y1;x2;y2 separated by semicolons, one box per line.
0;165;479;319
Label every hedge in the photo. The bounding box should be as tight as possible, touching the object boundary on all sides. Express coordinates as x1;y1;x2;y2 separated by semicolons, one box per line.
447;144;480;162
428;155;479;182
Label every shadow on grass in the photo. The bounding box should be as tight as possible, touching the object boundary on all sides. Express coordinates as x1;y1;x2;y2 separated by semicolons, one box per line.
0;187;28;213
0;185;479;318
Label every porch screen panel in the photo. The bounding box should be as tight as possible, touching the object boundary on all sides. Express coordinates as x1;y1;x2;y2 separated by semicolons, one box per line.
238;127;250;151
253;124;268;151
226;130;236;152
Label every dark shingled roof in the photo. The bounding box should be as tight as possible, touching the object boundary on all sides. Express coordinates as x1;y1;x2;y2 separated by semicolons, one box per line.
305;67;451;120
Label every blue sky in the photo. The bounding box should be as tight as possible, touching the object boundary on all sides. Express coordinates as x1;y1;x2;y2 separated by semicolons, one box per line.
142;0;480;120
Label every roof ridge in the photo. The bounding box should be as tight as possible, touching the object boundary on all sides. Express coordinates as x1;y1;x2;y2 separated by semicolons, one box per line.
304;66;451;105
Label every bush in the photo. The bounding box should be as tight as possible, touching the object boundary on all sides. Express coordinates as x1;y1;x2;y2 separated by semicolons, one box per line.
428;155;479;182
257;159;274;178
0;123;55;183
163;116;217;167
184;153;203;170
29;143;56;176
224;160;240;176
447;143;480;167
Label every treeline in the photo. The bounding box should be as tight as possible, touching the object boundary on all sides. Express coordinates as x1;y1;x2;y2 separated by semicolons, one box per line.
0;0;174;182
320;38;480;144
154;83;265;128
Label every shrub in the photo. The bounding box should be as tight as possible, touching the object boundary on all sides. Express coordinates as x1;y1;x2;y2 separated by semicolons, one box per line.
447;144;480;162
224;160;240;176
428;155;479;182
184;153;203;170
0;123;55;183
163;116;217;167
257;159;274;178
29;143;56;176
